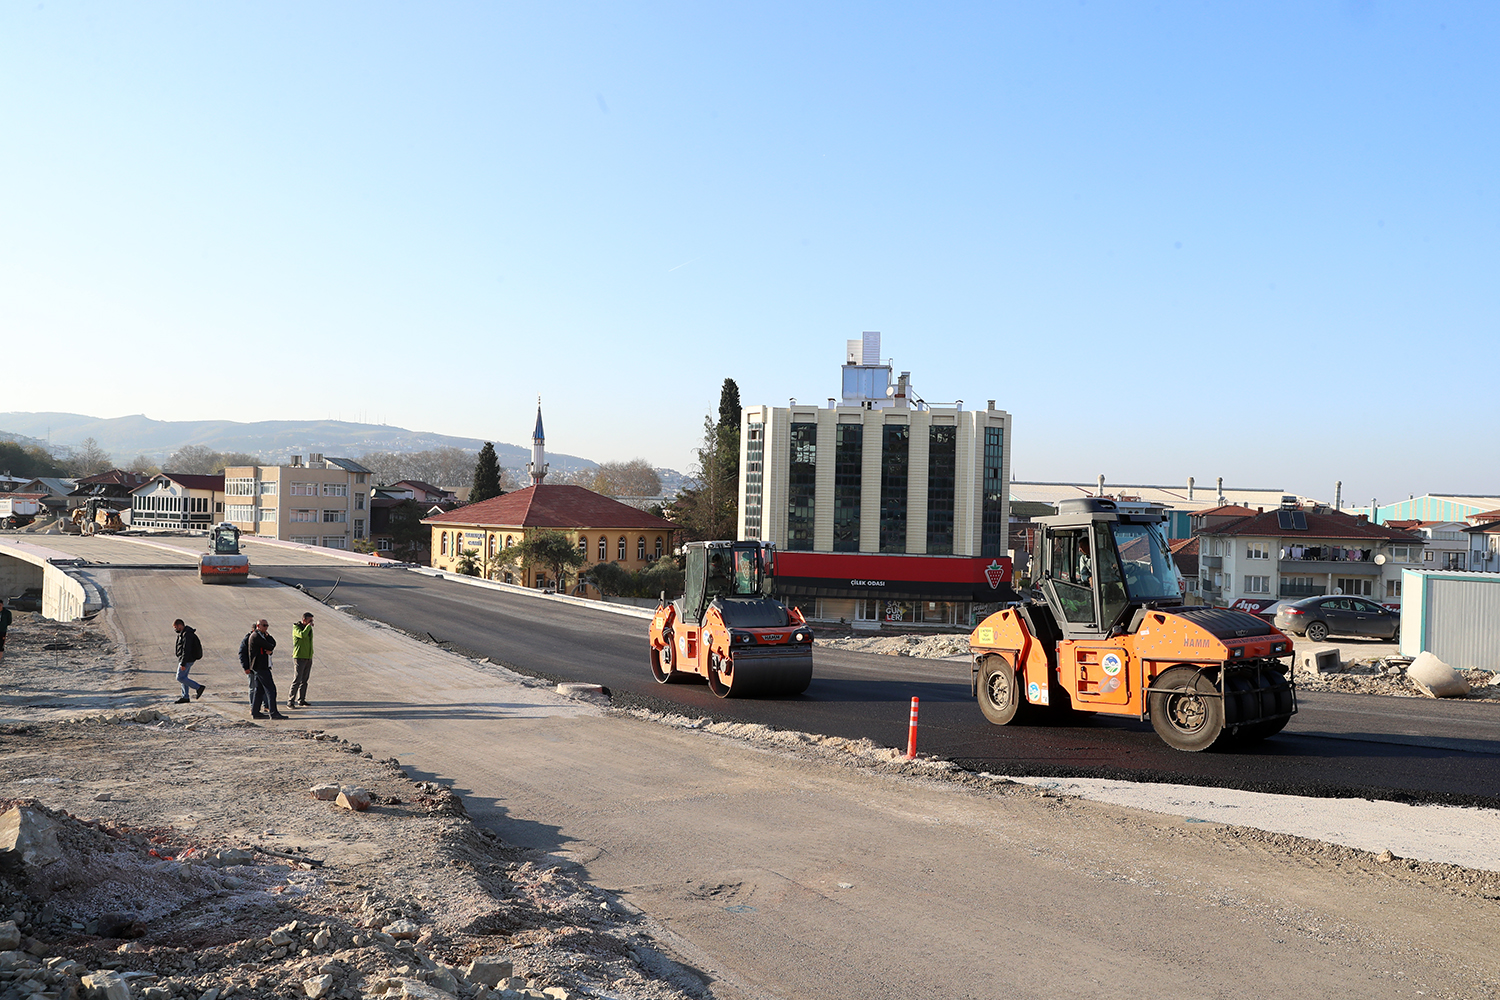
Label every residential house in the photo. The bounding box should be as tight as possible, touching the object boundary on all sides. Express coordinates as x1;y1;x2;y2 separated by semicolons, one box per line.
1386;520;1471;572
130;473;226;531
1464;510;1500;572
1196;505;1425;611
222;454;374;549
387;480;458;504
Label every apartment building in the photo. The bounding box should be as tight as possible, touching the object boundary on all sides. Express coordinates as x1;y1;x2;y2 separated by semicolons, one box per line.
738;332;1015;628
222;454;374;549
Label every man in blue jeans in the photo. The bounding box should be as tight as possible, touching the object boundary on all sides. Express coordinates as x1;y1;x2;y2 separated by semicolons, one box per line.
238;619;285;720
171;619;206;703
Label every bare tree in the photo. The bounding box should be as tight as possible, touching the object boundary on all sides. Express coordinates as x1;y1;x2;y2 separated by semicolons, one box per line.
127;454;162;476
356;451;407;485
591;459;662;498
167;444;219;474
68;437;114;477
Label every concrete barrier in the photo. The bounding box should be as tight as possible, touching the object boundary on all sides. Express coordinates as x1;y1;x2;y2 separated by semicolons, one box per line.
0;540;99;622
1298;646;1341;675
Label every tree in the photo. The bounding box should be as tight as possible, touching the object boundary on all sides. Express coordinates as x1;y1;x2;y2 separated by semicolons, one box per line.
497;529;586;592
591;459;662;498
167;444;218;474
0;440;66;479
662;379;741;541
127;454;162;476
386;500;430;562
68;437;113;477
455;549;482;576
217;452;263;472
471;443;503;503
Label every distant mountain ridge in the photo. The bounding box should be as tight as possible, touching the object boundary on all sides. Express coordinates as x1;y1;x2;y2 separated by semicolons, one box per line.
0;411;598;474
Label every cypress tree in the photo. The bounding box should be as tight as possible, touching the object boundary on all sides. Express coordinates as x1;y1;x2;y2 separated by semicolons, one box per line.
471;442;503;503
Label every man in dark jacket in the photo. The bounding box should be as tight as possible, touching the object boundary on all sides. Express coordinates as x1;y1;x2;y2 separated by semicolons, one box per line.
171;619;206;704
241;619;285;719
0;598;10;664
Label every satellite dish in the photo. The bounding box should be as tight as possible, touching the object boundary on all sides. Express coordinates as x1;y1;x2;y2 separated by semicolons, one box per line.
1374;553;1387;565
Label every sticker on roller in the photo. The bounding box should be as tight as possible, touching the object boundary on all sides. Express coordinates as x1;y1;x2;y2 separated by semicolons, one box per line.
1028;681;1049;705
1101;652;1123;676
975;627;994;644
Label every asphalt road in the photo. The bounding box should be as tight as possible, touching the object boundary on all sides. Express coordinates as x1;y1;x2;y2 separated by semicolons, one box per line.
262;565;1500;806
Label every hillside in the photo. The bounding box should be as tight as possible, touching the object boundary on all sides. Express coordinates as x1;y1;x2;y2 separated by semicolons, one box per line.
0;411;597;475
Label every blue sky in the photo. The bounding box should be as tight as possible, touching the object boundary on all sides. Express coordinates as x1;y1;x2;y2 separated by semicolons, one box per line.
3;2;1496;504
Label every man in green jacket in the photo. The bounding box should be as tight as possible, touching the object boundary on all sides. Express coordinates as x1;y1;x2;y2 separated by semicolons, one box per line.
288;612;315;707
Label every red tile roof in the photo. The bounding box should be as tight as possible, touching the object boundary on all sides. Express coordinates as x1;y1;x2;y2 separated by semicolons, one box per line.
1199;508;1422;541
75;469;152;487
422;485;675;531
155;473;225;492
1191;505;1259;517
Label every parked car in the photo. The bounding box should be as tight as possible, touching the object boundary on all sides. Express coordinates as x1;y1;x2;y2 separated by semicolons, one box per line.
1273;595;1400;641
8;588;43;612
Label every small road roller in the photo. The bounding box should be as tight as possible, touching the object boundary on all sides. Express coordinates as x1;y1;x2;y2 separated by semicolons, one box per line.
650;540;813;697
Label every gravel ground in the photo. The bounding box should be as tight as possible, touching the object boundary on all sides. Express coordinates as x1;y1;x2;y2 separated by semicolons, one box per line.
0;611;705;1000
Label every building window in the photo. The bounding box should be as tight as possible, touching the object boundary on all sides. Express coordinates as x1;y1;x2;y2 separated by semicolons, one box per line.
356;474;366;484
879;424;909;553
226;478;257;496
578;535;588;554
1391;547;1409;563
356;494;365;510
353;519;365;539
1244;575;1270;594
833;422;863;552
225;504;255;522
1247;542;1269;560
290;482;317;496
618;536;627;560
322;483;348;497
1336;577;1372;596
1281;575;1319;597
655;536;663;560
787;421;817;552
322;510;347;523
489;536;497;557
1386;579;1402;598
598;537;607;561
259;508;277;522
926;425;956;555
441;533;448;556
290;509;316;522
638;536;646;560
322;536;348;549
743;424;764;540
505;535;514;548
981;426;1005;558
377;538;392;551
258;482;277;495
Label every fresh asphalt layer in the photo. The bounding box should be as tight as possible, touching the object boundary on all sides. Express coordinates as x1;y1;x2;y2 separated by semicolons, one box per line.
260;565;1500;808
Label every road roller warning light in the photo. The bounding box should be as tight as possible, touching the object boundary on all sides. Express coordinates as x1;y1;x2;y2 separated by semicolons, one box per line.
649;540;813;698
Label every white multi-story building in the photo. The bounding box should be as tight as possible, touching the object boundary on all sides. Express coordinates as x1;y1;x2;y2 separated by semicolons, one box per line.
130;473;226;530
223;454;374;549
737;332;1014;628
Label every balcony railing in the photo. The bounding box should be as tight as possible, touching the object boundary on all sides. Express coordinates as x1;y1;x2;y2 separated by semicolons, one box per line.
1279;584;1326;598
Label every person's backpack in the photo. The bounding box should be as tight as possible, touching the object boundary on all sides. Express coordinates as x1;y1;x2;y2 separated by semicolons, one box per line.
185;630;204;663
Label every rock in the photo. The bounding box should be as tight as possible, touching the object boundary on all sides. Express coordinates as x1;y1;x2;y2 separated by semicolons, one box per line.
95;912;143;939
303;974;334;998
336;788;372;812
386;919;420;940
0;920;19;950
1407;651;1470;698
1377;848;1398;863
310;784;341;801
312;928;331;947
0;807;64;872
142;988;172;1000
198;990;221;1000
465;957;513;988
82;970;132;1000
399;981;457;1000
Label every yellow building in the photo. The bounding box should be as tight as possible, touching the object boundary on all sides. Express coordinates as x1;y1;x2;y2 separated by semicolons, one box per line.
424;484;675;592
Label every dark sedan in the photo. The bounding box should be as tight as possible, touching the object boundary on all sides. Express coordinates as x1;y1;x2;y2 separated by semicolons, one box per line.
1273;595;1400;641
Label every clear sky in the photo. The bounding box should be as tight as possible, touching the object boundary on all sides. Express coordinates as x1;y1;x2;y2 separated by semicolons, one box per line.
3;2;1496;505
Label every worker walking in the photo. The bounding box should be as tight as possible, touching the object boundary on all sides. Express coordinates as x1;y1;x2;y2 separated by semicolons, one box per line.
171;618;207;703
239;619;285;720
288;612;314;707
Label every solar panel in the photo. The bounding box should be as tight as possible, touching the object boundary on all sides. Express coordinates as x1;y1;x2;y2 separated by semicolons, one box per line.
1277;510;1293;530
1291;510;1307;530
1277;509;1308;530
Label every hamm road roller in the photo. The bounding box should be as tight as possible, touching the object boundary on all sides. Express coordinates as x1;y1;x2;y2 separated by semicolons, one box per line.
199;522;251;584
650;540;813;697
970;497;1295;751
